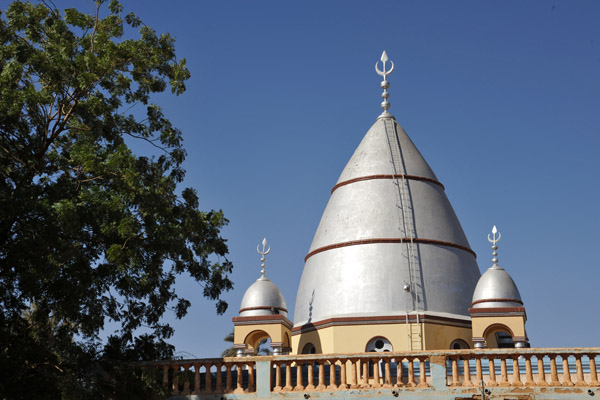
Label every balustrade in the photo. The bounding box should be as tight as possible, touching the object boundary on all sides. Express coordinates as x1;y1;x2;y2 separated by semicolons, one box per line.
152;358;256;395
444;349;599;388
136;348;599;397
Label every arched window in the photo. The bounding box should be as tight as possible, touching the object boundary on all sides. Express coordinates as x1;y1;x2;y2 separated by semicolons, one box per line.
450;339;470;350
302;343;317;354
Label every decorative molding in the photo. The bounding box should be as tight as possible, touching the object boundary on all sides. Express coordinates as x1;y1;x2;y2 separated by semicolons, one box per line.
305;237;476;262
232;315;294;329
291;314;472;335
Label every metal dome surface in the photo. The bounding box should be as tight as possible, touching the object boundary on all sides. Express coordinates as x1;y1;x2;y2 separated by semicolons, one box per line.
471;265;523;309
240;276;288;317
293;116;481;326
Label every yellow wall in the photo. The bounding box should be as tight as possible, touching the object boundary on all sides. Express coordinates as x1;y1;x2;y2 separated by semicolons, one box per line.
471;315;526;339
291;321;473;354
422;323;473;349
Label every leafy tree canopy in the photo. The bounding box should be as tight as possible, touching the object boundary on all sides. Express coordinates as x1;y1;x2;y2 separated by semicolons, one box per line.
0;0;233;397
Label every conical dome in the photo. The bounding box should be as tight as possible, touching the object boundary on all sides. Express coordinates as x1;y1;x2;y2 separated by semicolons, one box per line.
293;115;481;326
240;276;288;317
471;265;523;309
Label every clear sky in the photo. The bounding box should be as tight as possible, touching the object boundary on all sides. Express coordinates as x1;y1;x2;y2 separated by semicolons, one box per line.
41;0;600;357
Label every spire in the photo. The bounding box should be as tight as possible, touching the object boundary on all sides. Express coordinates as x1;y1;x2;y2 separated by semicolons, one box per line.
375;50;395;118
256;237;271;279
487;225;502;268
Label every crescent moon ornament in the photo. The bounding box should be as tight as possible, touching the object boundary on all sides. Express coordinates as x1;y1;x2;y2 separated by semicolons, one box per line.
257;238;271;256
487;225;501;245
375;60;395;78
257;237;271;277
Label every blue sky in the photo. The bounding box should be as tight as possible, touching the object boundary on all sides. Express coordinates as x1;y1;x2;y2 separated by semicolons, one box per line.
41;0;600;357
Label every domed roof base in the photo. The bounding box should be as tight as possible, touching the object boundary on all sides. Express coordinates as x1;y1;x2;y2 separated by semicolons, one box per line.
291;312;474;353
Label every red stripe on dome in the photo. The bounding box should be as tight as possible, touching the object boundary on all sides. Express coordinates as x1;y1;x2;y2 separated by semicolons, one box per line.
239;306;288;314
304;237;476;262
471;298;523;307
331;174;444;194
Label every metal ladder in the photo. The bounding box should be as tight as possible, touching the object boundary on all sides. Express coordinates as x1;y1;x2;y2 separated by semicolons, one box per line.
383;118;424;351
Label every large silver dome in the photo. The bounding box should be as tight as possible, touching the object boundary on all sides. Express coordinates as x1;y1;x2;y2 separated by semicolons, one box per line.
471;265;523;309
293;116;481;326
240;276;288;317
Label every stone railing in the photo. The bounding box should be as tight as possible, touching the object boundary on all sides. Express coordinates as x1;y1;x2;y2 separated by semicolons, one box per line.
270;353;429;391
137;348;600;398
446;348;600;387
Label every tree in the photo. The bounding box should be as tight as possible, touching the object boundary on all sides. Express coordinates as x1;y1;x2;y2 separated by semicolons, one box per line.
0;1;233;398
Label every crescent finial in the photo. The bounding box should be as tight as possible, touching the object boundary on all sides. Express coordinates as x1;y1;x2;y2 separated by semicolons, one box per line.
257;237;271;278
375;50;394;116
487;226;501;267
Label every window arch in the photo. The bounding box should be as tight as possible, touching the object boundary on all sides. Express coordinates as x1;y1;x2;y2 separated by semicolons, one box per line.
450;339;470;350
302;342;317;354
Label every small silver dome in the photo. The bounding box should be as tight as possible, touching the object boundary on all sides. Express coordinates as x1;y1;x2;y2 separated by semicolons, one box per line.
239;276;288;317
471;265;523;309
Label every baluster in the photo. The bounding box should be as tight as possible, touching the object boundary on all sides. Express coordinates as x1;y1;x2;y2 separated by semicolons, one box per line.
225;363;233;393
294;361;304;391
575;355;585;386
162;365;169;389
172;366;179;395
562;355;574;386
274;362;282;392
537;356;548;386
327;360;337;390
488;358;498;386
306;362;315;390
350;358;358;389
451;356;460;386
372;358;381;388
361;360;369;388
396;357;404;387
248;363;255;392
317;360;326;390
407;357;416;387
549;355;561;386
384;358;392;388
589;355;599;386
524;356;535;385
215;363;223;393
499;357;509;386
284;363;293;391
234;364;244;393
205;363;213;393
339;359;349;390
462;356;472;387
511;357;522;386
193;364;201;394
475;357;483;385
182;365;190;395
418;357;428;388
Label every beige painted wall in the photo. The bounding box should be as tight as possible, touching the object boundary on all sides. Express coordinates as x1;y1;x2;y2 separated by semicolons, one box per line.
471;315;526;339
291;321;473;354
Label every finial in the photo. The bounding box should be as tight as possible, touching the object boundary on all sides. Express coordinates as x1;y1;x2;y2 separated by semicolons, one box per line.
487;225;501;267
375;50;395;117
256;237;271;278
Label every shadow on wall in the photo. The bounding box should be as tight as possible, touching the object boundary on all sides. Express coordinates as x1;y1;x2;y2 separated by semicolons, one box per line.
296;324;322;355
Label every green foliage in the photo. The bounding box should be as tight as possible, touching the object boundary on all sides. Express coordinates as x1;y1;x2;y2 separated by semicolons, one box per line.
0;1;233;398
